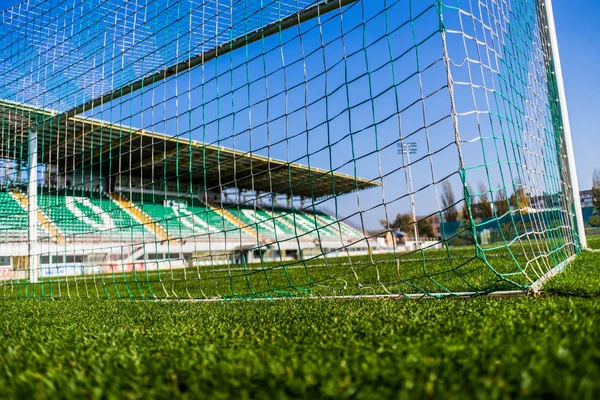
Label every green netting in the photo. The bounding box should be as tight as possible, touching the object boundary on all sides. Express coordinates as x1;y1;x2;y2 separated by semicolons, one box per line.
0;0;583;300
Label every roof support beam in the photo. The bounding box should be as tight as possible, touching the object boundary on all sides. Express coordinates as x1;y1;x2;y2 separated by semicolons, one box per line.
37;0;357;131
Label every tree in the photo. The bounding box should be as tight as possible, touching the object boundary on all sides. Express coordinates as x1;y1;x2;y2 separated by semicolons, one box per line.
461;200;470;221
477;182;493;219
494;185;509;216
381;213;413;233
461;184;476;221
588;214;600;228
417;217;435;238
592;168;600;211
440;181;458;222
458;185;476;244
509;185;531;213
381;213;433;238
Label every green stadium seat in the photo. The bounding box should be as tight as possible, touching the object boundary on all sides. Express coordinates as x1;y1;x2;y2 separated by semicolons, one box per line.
224;205;296;238
38;192;149;239
134;199;250;240
0;191;29;234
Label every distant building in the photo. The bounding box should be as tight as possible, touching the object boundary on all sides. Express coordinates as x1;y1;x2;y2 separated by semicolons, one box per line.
370;230;408;248
581;190;594;208
528;192;563;210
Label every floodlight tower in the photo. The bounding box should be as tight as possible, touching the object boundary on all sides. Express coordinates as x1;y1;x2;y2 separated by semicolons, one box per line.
398;142;419;249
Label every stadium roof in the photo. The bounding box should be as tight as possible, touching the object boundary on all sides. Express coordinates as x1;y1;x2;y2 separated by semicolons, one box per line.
0;100;377;199
0;0;367;199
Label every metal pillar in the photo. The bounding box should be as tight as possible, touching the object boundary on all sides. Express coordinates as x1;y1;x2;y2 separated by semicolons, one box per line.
398;142;419;248
28;127;39;283
544;0;587;249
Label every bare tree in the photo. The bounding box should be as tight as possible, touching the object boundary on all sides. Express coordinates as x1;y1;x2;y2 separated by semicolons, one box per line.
592;168;600;210
477;182;493;219
462;184;476;220
417;216;435;238
494;185;509;216
440;180;458;222
509;185;531;213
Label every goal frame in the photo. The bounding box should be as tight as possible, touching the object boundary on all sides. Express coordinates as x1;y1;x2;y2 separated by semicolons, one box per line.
5;0;587;294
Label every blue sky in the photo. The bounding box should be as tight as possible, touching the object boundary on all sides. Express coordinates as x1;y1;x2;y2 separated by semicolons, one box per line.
552;0;600;191
0;0;598;230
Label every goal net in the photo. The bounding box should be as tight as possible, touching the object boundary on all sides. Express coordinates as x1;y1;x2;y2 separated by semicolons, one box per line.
0;0;585;299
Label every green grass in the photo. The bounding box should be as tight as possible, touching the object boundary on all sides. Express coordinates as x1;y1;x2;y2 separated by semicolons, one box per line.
587;235;600;249
544;236;600;296
1;244;600;399
2;240;576;299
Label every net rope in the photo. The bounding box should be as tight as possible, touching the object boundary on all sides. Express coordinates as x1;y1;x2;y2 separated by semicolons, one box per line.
0;0;581;299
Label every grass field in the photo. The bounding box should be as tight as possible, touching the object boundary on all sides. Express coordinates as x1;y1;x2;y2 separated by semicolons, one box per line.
0;238;599;399
2;237;577;300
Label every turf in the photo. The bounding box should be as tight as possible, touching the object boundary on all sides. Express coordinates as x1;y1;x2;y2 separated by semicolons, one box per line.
1;242;600;399
2;239;576;300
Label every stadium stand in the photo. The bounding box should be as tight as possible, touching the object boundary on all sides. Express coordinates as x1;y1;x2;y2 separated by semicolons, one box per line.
260;207;364;240
38;191;150;239
0;187;363;246
224;205;295;239
0;99;374;274
0;191;29;234
136;201;252;240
